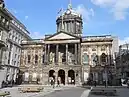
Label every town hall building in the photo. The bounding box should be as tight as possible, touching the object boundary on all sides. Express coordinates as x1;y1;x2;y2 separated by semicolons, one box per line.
19;4;118;85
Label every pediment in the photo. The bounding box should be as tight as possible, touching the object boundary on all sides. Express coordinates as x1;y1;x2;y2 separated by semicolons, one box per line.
46;32;79;40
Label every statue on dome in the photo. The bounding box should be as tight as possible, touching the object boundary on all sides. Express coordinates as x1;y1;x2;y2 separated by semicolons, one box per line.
0;0;5;8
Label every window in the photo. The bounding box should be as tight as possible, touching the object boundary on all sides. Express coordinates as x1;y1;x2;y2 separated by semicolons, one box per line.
14;61;16;66
0;30;2;39
101;53;107;63
35;55;38;63
2;18;5;23
83;46;88;52
9;33;11;39
42;55;44;63
28;55;31;63
101;46;106;51
16;47;17;52
91;53;98;66
83;53;89;65
15;54;17;58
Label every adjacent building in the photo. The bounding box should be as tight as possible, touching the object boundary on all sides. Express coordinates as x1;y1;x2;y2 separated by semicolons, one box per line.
0;0;12;87
0;0;31;87
115;44;129;81
19;4;118;85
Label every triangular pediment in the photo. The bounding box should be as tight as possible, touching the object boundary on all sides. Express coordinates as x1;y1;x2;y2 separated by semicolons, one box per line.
45;31;79;40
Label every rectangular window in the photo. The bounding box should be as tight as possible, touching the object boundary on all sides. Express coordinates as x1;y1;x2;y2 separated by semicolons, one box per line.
42;55;45;63
35;55;38;64
0;31;2;40
15;54;17;58
14;61;16;66
28;55;31;63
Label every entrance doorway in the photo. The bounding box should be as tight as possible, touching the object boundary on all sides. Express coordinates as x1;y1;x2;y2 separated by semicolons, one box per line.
49;70;55;81
68;70;75;84
58;69;65;85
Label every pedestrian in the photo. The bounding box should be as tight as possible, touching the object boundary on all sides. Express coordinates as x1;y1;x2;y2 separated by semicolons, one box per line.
94;81;96;87
127;80;129;88
104;80;106;87
53;79;55;88
57;79;60;87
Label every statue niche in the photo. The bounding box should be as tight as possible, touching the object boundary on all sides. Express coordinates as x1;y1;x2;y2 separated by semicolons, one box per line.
50;52;55;63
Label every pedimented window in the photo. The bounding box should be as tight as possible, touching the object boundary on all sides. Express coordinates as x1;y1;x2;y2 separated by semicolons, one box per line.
101;46;106;51
83;53;89;65
91;53;98;66
101;53;107;63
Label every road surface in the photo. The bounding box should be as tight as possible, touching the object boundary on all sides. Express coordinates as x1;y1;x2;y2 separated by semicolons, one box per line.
42;87;90;97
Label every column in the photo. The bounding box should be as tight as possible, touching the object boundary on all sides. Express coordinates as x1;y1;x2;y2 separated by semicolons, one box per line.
48;44;50;63
75;44;77;64
65;71;68;85
56;44;59;64
44;44;47;65
78;43;81;64
109;45;112;65
66;44;68;65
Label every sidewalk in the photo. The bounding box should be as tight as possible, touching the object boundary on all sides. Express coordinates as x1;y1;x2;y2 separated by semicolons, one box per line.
0;85;76;97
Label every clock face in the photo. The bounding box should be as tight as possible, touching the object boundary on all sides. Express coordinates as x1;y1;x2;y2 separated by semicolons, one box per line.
66;10;71;14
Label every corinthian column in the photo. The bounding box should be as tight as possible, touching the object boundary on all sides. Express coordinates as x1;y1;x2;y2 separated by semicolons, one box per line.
44;44;47;65
78;43;81;64
48;44;50;63
56;44;59;65
66;44;68;65
75;44;77;64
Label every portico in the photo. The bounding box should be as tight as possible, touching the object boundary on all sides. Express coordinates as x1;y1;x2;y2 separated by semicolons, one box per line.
44;31;81;66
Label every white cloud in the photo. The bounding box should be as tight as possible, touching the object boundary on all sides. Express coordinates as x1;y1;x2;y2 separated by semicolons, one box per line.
91;0;129;20
119;37;129;45
25;16;29;20
75;4;94;23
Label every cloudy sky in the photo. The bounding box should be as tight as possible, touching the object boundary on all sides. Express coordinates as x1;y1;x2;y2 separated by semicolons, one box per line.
4;0;129;45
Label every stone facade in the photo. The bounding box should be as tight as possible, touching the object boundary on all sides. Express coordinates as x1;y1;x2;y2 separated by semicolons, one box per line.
19;4;118;85
0;1;12;87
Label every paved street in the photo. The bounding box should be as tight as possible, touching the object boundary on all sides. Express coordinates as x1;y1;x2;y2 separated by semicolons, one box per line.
41;87;90;97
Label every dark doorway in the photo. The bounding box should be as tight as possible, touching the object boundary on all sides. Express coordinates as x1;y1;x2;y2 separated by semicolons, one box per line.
68;70;75;84
49;70;55;79
58;69;65;85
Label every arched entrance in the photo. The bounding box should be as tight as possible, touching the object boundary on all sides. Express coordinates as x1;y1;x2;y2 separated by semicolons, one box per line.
68;70;75;84
49;70;55;81
58;69;65;85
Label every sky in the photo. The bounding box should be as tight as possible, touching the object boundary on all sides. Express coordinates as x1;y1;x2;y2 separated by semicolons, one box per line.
4;0;129;45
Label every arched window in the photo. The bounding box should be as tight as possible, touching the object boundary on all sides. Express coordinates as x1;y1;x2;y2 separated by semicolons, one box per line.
83;53;89;65
35;55;38;63
101;53;107;63
91;53;98;66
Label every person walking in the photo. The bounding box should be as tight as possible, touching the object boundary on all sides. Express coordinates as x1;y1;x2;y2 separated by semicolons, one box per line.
94;81;96;87
57;79;60;87
53;79;55;88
